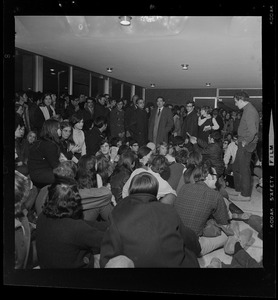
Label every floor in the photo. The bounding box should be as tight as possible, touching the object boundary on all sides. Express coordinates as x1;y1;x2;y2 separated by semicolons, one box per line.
197;175;263;268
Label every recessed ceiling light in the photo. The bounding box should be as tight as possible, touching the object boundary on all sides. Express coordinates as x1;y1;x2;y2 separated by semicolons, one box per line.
50;68;55;71
107;68;113;73
51;72;56;75
206;83;211;87
119;16;132;26
181;64;189;70
150;83;155;88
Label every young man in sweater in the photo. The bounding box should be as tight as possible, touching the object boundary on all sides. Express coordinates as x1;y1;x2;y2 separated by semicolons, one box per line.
229;91;260;201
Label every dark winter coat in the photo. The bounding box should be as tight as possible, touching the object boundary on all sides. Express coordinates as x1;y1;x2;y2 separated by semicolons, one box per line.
100;193;201;268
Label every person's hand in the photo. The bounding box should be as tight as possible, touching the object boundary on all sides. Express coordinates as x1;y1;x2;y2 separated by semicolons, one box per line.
189;136;197;144
113;154;120;163
111;195;117;206
203;125;211;132
71;145;80;153
242;140;247;147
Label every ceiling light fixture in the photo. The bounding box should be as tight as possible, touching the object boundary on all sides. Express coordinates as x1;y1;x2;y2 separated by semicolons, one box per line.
181;64;189;70
119;16;132;26
140;16;163;23
107;67;113;73
206;83;211;87
150;83;155;88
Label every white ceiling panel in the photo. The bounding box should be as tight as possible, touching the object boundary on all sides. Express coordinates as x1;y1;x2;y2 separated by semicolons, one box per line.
14;16;262;89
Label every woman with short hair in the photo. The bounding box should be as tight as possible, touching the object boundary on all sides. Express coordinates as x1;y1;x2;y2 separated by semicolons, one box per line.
100;172;201;268
70;113;86;161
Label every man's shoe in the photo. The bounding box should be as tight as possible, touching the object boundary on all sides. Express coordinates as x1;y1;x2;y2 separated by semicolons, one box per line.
229;194;251;201
228;221;240;238
224;228;253;255
226;188;240;196
224;236;239;255
231;212;252;221
229;202;244;214
239;228;253;249
206;258;222;268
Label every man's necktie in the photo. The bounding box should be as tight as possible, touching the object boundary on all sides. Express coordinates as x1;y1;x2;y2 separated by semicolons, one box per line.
158;108;161;116
48;106;53;117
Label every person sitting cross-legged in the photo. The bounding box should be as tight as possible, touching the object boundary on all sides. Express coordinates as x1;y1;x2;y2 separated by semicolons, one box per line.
174;161;234;256
100;172;201;268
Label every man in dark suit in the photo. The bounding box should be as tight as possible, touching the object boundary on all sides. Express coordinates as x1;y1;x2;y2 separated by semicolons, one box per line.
124;94;139;138
85;116;107;155
81;97;95;131
181;101;199;140
148;96;174;146
129;98;148;147
94;94;110;137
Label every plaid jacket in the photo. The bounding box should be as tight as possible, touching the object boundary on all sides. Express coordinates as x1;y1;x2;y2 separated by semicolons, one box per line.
174;181;229;236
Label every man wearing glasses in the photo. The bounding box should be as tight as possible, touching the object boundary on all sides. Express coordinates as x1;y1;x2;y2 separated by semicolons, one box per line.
181;101;199;141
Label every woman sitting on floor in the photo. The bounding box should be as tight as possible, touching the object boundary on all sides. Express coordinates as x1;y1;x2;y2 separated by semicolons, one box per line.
110;150;137;204
36;176;105;268
100;172;201;268
77;154;114;221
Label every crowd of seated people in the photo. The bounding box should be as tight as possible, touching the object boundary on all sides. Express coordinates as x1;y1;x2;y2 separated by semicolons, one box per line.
13;89;262;268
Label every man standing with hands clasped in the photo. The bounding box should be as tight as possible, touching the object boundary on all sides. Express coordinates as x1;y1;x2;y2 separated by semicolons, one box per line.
148;97;173;146
228;91;260;201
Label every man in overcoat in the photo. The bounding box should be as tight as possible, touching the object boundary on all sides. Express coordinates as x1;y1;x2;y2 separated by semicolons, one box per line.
148;97;173;146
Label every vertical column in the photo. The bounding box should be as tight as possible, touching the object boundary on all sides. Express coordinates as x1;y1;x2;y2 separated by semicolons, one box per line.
104;77;110;94
68;66;73;95
214;97;218;108
89;73;92;97
142;88;146;101
33;55;43;92
120;83;124;99
216;88;220;108
131;85;135;99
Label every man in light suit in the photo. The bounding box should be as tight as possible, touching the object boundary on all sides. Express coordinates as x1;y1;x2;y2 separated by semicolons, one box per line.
148;97;174;146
